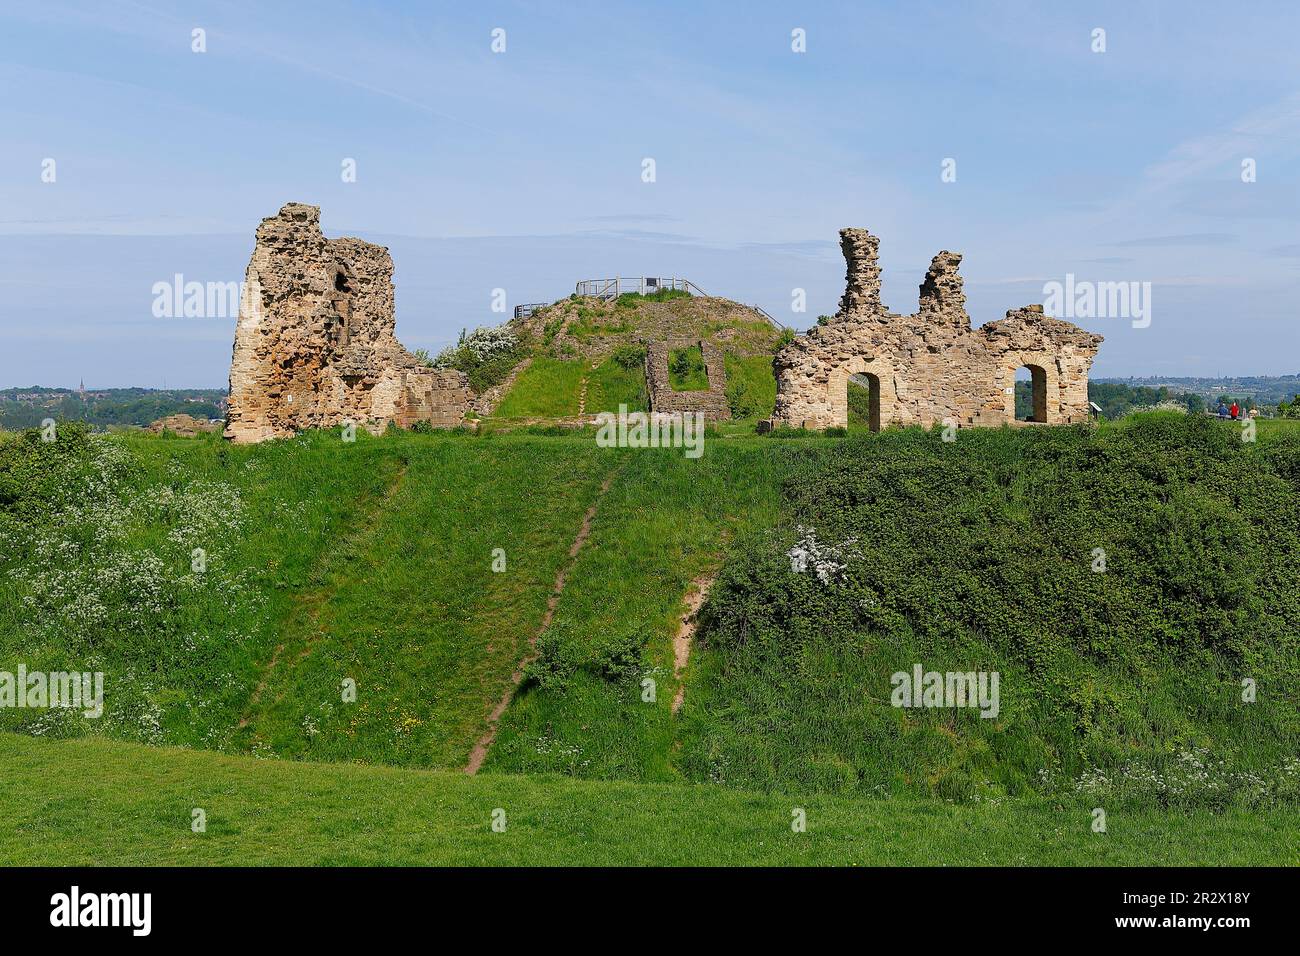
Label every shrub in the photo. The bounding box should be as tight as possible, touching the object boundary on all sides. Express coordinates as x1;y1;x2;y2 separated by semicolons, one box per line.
668;346;709;391
524;624;647;692
610;343;646;370
433;325;528;393
684;417;1300;805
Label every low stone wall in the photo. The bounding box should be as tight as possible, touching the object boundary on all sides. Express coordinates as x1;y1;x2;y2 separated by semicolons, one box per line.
645;339;731;421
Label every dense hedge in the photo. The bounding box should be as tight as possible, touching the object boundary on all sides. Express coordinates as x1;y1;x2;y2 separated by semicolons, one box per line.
683;415;1300;807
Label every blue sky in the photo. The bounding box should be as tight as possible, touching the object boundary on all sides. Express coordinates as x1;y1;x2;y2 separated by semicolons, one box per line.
2;0;1299;387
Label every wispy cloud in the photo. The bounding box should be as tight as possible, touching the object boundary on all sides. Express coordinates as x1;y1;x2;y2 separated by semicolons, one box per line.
1108;233;1236;248
1142;92;1300;187
581;214;683;224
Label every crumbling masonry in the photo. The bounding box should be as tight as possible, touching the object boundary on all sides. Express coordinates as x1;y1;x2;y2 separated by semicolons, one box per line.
225;203;470;443
771;229;1104;430
645;339;731;421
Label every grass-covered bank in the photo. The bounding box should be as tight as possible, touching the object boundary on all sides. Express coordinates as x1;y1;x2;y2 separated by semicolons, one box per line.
483;441;790;780
4;414;1299;830
679;414;1300;809
3;734;1294;866
0;424;620;766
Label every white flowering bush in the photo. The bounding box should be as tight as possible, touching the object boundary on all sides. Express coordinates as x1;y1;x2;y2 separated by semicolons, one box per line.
432;324;527;392
786;524;857;585
0;424;262;744
435;325;518;366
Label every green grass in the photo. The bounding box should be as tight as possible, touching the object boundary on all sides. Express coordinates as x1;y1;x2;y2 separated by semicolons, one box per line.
3;734;1294;865
484;443;789;781
615;289;691;307
585;356;647;414
232;435;616;767
5;415;1300;866
0;425;408;749
492;358;586;418
668;345;710;391
723;353;778;421
679;415;1300;808
0;425;619;768
847;376;873;430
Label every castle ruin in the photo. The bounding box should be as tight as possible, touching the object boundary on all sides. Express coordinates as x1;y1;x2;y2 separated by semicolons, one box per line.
225;203;471;443
772;229;1103;430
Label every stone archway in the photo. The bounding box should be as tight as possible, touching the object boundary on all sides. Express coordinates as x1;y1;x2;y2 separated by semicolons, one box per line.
1002;355;1059;424
828;357;894;430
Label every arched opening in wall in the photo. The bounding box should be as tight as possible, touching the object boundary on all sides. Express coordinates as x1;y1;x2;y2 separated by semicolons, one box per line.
1015;364;1048;422
334;270;353;294
847;372;881;432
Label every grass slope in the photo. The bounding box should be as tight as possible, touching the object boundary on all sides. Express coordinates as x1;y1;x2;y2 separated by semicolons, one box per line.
483;442;789;780
5;414;1300;867
680;414;1300;808
233;435;616;767
490;358;586;418
585;357;647;414
0;425;405;748
4;734;1294;866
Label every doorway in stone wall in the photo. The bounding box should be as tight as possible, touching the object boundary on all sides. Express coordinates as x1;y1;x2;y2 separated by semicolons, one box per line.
1015;364;1048;422
847;372;881;432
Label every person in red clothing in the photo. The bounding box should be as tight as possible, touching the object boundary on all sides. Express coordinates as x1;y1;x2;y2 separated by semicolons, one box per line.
1230;401;1240;420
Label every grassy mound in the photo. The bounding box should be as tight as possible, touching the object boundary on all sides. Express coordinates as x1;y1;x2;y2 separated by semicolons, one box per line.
490;291;787;423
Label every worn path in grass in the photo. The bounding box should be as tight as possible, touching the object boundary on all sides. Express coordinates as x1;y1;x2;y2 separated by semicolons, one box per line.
671;573;715;714
482;443;789;782
465;467;619;773
234;437;616;769
4;734;1296;866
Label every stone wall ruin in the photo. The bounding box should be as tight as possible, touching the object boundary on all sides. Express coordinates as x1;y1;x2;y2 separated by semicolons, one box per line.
645;339;731;421
771;228;1103;431
225;203;470;443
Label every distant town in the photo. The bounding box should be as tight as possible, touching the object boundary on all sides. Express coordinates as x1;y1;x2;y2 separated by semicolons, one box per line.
0;385;226;430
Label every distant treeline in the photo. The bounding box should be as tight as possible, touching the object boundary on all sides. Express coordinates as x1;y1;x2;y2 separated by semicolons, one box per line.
0;387;225;430
1095;375;1300;407
1009;381;1206;421
1086;382;1205;418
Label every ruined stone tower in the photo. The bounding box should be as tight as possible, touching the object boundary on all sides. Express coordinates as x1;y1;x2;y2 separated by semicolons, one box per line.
771;228;1103;430
225;203;470;442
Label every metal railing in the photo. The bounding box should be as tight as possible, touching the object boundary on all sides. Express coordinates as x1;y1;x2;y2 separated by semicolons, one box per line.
513;302;547;319
572;277;787;330
574;277;708;299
